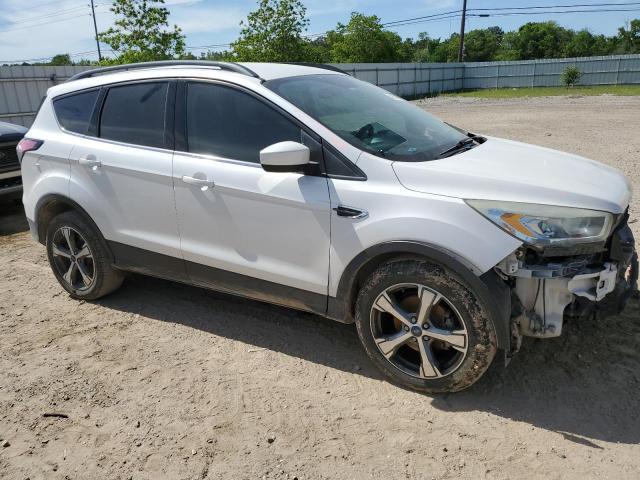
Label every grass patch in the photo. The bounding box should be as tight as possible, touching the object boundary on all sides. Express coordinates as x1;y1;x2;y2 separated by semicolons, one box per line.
443;85;640;99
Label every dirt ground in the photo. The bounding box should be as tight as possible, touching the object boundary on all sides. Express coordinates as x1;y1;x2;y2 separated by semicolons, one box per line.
1;95;639;480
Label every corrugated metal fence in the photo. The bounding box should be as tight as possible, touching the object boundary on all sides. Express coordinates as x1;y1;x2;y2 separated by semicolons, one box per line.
335;54;640;96
2;54;639;127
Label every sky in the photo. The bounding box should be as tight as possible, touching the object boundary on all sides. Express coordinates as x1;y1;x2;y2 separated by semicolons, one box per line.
1;0;639;63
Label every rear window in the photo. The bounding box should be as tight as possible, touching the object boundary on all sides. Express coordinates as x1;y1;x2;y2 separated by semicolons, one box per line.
53;89;99;135
99;82;168;149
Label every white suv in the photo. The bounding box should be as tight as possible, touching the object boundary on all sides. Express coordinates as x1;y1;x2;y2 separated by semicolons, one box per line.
19;61;637;393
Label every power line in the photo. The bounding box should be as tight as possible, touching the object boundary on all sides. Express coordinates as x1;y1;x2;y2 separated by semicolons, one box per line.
470;2;640;11
0;13;93;34
8;5;92;25
473;7;640;17
0;50;105;64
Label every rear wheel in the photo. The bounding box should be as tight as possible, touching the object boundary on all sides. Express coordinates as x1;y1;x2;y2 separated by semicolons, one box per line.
46;211;123;300
355;259;497;393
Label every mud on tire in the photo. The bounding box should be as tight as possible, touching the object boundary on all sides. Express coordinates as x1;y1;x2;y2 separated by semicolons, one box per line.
355;258;498;393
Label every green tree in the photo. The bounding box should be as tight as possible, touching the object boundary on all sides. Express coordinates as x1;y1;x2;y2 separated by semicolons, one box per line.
326;13;404;62
561;65;582;87
563;29;614;57
411;33;443;62
200;50;234;61
617;19;640;53
231;0;309;62
511;21;573;60
494;31;520;60
49;53;72;65
463;27;503;61
98;0;185;64
302;37;332;63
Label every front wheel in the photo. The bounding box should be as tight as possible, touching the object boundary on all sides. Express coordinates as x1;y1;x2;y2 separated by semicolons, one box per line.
355;259;497;393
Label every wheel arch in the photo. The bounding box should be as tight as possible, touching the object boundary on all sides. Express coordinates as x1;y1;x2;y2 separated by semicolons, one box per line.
328;241;512;351
34;194;113;262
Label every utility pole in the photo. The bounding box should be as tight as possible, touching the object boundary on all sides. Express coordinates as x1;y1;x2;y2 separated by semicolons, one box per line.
457;0;467;62
90;0;102;62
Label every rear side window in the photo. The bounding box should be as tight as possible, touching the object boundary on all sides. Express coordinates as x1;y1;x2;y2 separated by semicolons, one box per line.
185;82;300;163
53;89;99;135
99;82;168;148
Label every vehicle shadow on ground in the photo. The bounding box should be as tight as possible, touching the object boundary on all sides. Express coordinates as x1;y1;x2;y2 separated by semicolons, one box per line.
0;201;29;236
99;273;640;446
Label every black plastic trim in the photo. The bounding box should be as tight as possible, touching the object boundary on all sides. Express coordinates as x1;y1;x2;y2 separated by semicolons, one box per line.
109;241;188;282
165;81;177;151
107;241;328;316
323;143;367;181
87;87;107;137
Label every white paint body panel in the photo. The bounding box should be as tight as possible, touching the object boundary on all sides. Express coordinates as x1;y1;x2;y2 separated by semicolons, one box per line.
173;152;331;294
68;137;180;257
393;136;632;214
326;152;522;296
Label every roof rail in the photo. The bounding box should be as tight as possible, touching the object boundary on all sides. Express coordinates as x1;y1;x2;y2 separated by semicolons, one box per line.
283;62;347;74
66;60;262;82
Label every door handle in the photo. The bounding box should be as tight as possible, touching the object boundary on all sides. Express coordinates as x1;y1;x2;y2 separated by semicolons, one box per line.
78;156;101;169
333;205;368;219
182;175;215;189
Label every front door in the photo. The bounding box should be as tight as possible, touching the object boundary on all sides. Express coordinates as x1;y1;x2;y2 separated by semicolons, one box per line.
172;81;331;313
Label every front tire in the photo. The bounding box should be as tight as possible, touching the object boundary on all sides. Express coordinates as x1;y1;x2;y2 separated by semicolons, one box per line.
46;211;124;300
355;259;497;393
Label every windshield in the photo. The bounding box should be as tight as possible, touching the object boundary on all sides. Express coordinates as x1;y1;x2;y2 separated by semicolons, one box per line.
265;74;469;162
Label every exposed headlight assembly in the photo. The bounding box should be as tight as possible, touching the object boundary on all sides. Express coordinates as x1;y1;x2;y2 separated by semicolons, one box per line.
466;200;613;247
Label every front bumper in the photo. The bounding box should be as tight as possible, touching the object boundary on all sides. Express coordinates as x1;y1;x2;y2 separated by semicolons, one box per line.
0;170;22;199
500;214;637;339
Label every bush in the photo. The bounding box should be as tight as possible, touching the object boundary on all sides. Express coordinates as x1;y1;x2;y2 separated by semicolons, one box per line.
561;65;582;88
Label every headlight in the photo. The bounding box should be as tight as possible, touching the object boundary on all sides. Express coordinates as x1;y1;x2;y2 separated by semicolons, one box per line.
466;200;613;246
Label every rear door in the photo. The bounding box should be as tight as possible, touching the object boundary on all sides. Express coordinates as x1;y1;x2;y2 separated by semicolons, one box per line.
68;80;185;278
172;80;331;312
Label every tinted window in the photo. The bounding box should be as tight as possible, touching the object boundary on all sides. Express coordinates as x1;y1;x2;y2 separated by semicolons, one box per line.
100;82;168;148
54;90;99;135
186;82;300;163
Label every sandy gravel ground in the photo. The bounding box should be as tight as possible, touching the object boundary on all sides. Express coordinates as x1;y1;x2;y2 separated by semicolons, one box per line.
1;95;639;480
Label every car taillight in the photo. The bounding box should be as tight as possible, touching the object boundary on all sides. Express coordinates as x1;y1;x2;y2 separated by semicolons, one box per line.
16;138;43;163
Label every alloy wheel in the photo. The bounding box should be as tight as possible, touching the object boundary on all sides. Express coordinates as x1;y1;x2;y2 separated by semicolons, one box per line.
370;283;468;379
51;226;95;291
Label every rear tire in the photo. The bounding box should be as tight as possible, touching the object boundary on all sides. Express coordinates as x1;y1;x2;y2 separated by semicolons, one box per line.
46;211;123;300
355;258;497;393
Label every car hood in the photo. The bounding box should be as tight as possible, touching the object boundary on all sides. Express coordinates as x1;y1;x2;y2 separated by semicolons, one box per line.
392;137;632;214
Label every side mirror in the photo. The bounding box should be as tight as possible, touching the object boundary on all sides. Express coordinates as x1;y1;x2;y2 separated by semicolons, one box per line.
260;141;310;172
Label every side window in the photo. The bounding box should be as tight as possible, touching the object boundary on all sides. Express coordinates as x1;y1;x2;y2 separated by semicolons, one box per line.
99;82;168;148
186;82;300;163
53;89;99;135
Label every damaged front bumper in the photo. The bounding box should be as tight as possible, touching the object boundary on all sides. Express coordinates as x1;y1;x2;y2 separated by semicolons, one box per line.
497;214;638;340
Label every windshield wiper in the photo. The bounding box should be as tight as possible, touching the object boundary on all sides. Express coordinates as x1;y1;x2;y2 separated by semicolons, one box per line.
437;137;476;158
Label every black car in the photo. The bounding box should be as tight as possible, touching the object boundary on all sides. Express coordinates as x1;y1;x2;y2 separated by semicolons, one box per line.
0;121;28;201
